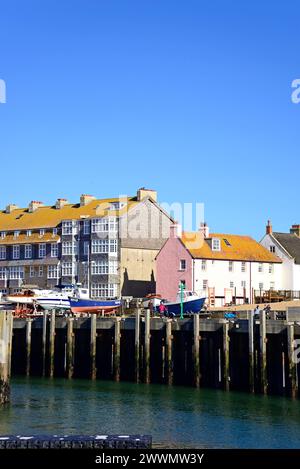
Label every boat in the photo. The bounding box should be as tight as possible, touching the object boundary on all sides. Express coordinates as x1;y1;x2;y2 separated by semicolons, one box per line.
142;293;162;311
35;284;89;311
69;297;122;314
164;291;206;316
6;288;52;305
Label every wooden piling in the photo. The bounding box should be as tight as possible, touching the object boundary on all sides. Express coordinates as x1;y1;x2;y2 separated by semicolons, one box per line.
135;309;141;383
166;320;173;385
66;317;74;379
6;313;13;379
248;311;255;393
144;309;151;384
42;311;47;377
114;318;121;382
193;314;200;388
223;321;230;391
90;314;97;380
0;312;12;404
259;310;268;394
287;322;298;398
49;310;56;378
25;318;32;377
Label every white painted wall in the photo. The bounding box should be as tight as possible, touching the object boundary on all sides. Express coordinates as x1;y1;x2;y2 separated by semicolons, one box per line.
260;234;294;290
193;258;281;306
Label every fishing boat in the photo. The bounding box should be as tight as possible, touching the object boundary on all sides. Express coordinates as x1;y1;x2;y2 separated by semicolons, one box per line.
6;288;52;305
35;284;89;311
164;291;205;316
69;297;122;314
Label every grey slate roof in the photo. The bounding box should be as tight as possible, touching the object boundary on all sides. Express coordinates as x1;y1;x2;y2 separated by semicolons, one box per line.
272;232;300;264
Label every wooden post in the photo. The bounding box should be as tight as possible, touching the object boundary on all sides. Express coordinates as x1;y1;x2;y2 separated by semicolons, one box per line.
248;311;255;393
259;310;268;394
223;321;230;391
42;311;47;377
114;318;121;382
6;313;13;379
0;312;12;404
166;320;173;385
135;309;140;383
66;317;74;379
25;318;32;377
193;314;200;388
287;322;298;399
144;309;151;384
49;310;56;378
90;314;97;380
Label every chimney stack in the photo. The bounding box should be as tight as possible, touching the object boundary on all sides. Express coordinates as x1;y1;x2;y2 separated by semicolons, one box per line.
5;204;19;214
170;223;182;239
290;224;300;237
199;222;209;238
266;220;273;235
28;201;44;213
137;187;157;202
80;194;96;207
55;198;68;209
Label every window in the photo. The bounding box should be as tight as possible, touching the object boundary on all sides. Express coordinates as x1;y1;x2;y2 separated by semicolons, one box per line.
9;266;24;280
48;265;60;279
39;266;43;277
269;263;274;274
109;239;118;254
230;281;234;288
91;218;109;233
270;281;275;290
109;260;118;275
51;243;58;257
84;241;90;256
0;267;7;280
223;238;231;246
83;220;90;235
201;260;206;271
30;266;36;278
92;239;108;254
39;243;46;258
13;245;20;259
61;262;75;276
270;246;275;253
92;260;108;275
212;238;221;251
26;230;32;237
180;259;186;271
0;246;6;260
241;281;246;288
109;217;118;232
62;241;77;256
229;261;234;272
24;244;32;259
202;280;208;290
241;262;246;273
53;228;58;236
40;229;45;236
258;263;263;273
259;282;264;290
91;283;117;298
1;232;6;239
14;231;20;238
62;220;76;235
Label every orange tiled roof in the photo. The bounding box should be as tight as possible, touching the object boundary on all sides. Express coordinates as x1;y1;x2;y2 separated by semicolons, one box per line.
181;232;282;263
0;197;138;231
0;233;60;245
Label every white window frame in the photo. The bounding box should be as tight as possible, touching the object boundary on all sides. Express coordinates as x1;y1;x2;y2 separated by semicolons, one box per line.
269;263;274;274
24;244;32;259
30;266;36;278
0;267;7;280
51;243;59;258
241;262;246;273
47;265;60;279
84;241;90;256
0;232;6;239
12;245;20;260
258;263;263;273
39;243;46;258
0;246;6;260
201;260;206;271
38;266;43;277
83;220;90;235
9;266;24;280
212;238;221;251
229;261;234;272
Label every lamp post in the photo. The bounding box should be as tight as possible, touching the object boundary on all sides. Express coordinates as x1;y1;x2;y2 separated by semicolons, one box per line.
180;282;184;320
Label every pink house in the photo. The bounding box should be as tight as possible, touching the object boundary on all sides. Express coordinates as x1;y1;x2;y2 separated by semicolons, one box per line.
156;225;193;302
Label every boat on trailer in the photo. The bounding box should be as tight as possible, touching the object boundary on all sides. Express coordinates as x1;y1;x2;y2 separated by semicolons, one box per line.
164;291;206;316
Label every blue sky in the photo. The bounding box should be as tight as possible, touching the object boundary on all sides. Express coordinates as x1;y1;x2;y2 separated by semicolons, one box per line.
0;0;299;239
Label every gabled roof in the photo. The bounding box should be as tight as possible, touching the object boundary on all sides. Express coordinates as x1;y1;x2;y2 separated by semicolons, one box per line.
0;197;139;231
181;232;282;263
271;232;300;264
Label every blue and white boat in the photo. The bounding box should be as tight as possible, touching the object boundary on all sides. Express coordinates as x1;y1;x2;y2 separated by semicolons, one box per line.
35;284;89;311
69;297;122;314
164;291;206;316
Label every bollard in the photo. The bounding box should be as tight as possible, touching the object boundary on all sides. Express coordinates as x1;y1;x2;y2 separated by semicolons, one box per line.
90;314;97;380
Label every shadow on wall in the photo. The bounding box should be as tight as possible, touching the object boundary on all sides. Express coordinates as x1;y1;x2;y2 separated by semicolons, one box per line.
121;268;156;298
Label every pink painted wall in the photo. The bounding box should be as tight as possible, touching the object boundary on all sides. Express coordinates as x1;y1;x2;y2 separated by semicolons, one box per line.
156;235;193;302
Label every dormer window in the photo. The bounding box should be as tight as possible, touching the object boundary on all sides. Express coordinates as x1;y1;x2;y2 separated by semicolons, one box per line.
26;230;32;237
53;228;58;236
0;232;6;239
109;201;126;211
212;238;221;251
40;229;45;237
14;231;20;238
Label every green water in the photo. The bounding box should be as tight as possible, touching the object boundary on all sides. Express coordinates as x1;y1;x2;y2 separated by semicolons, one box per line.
0;377;300;448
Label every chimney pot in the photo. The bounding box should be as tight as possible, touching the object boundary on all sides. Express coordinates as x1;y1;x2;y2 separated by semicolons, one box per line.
266;220;273;235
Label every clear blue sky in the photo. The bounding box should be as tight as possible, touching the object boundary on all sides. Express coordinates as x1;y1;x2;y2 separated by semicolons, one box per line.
0;0;299;239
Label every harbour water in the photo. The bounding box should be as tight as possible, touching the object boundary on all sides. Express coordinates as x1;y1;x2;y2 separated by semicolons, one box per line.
1;377;300;448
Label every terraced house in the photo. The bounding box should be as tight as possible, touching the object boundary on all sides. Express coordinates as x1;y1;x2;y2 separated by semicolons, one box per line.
0;188;172;298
